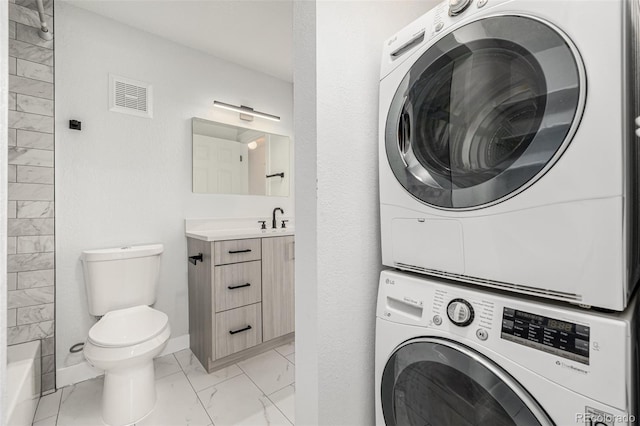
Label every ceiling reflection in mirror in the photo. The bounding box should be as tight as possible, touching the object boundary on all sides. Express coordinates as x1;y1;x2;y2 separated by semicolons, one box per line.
192;118;291;196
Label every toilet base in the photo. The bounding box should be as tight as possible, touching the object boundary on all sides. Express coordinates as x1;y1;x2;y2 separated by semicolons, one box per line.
102;361;156;426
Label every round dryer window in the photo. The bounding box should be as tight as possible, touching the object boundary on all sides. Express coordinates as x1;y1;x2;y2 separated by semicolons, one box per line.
380;339;554;425
385;15;585;209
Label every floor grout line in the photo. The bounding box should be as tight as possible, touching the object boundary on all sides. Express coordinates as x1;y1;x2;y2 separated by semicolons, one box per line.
48;349;295;426
238;369;293;425
54;387;63;426
234;349;295;423
179;351;245;395
236;348;295;393
175;351;218;426
264;386;295;425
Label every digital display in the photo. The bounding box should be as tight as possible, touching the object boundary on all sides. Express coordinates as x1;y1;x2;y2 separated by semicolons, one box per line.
547;319;572;332
500;308;590;365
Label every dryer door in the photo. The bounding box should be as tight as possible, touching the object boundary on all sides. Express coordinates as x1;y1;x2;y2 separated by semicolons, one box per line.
381;338;553;426
385;15;584;209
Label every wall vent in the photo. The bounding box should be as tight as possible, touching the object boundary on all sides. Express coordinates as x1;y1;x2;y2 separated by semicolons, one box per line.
109;74;153;118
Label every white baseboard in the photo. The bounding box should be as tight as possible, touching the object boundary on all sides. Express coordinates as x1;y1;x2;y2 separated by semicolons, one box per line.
56;360;103;389
56;334;190;388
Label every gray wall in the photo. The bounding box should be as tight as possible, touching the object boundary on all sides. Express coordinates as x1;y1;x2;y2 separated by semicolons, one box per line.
7;0;55;394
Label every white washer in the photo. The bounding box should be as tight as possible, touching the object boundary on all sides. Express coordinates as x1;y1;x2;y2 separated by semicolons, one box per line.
379;0;640;310
375;270;638;425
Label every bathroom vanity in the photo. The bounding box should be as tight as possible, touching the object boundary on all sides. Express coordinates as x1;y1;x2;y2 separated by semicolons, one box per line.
186;227;294;372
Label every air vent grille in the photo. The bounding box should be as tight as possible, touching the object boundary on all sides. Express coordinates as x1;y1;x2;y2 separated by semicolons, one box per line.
394;263;582;302
109;74;153;118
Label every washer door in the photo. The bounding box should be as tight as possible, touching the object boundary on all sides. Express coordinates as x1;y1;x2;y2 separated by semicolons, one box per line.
385;15;584;209
381;338;554;426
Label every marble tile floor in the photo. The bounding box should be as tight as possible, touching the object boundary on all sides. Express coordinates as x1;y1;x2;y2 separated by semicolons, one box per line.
32;342;295;426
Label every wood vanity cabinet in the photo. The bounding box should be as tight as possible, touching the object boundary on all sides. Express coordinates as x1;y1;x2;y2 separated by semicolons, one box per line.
262;235;295;341
187;235;294;372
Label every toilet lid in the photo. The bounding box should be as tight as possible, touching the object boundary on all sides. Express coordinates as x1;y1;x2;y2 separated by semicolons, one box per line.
88;305;169;348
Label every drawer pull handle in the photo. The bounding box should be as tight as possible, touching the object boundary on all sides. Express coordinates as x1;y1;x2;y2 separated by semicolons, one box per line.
228;249;252;254
229;325;252;335
228;283;251;290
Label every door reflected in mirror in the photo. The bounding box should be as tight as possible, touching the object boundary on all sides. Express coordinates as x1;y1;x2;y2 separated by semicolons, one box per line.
192;118;291;196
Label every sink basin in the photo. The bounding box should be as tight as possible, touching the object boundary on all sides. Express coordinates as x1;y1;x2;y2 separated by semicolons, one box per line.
186;226;295;242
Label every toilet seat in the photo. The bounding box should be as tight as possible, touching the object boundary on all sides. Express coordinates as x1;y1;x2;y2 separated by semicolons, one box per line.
88;305;169;348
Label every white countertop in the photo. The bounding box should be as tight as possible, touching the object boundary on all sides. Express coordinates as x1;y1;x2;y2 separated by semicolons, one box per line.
186;227;295;242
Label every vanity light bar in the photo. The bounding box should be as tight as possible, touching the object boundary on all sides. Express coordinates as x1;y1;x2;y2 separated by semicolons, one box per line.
213;101;281;122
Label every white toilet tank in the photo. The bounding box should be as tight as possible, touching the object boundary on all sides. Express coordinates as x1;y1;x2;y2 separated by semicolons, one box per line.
81;244;163;316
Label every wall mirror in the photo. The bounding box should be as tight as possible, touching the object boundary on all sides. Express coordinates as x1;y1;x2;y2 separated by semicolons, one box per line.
192;118;291;196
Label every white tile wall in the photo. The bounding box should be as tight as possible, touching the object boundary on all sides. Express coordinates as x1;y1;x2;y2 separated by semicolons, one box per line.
16;302;54;324
8;111;54;133
9;92;16;109
17;201;54;218
7;0;56;392
16;165;54;184
16;94;54;115
8;147;54;166
7;274;17;292
9;39;54;65
8;286;55;308
9;56;17;74
17;129;53;150
17;269;54;288
9;21;17;39
16;59;53;83
16;235;55;252
8;164;17;182
8;128;17;146
7;218;55;235
8;182;55;200
16;22;54;48
9;75;53;99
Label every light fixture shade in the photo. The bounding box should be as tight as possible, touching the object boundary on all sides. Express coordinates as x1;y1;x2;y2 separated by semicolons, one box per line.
248;141;258;150
213;100;281;122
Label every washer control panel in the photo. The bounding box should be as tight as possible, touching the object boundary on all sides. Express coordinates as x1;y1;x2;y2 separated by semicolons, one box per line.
378;273;496;342
431;289;496;339
501;308;590;365
449;0;472;16
446;298;474;326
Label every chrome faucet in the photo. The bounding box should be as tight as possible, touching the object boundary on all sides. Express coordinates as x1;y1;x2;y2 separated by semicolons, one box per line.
272;207;284;229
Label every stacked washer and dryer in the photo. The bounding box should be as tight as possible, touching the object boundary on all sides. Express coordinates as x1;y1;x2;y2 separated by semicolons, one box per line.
375;0;640;424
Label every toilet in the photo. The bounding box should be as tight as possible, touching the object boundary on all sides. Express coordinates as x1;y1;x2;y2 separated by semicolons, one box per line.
81;244;170;426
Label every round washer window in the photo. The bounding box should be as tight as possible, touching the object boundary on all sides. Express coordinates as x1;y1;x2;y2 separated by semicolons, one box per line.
381;339;553;425
385;16;584;209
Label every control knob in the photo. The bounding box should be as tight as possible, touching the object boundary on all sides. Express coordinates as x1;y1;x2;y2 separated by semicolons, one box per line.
449;0;472;16
447;298;474;326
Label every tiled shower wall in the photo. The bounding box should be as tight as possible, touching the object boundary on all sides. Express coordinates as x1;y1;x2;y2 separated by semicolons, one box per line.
7;0;55;393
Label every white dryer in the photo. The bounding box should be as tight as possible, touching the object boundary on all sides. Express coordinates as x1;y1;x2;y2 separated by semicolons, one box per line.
379;0;640;310
375;270;638;425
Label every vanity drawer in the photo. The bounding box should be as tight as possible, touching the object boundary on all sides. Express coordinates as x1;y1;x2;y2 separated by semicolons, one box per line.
214;238;261;265
215;303;262;359
214;260;262;312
